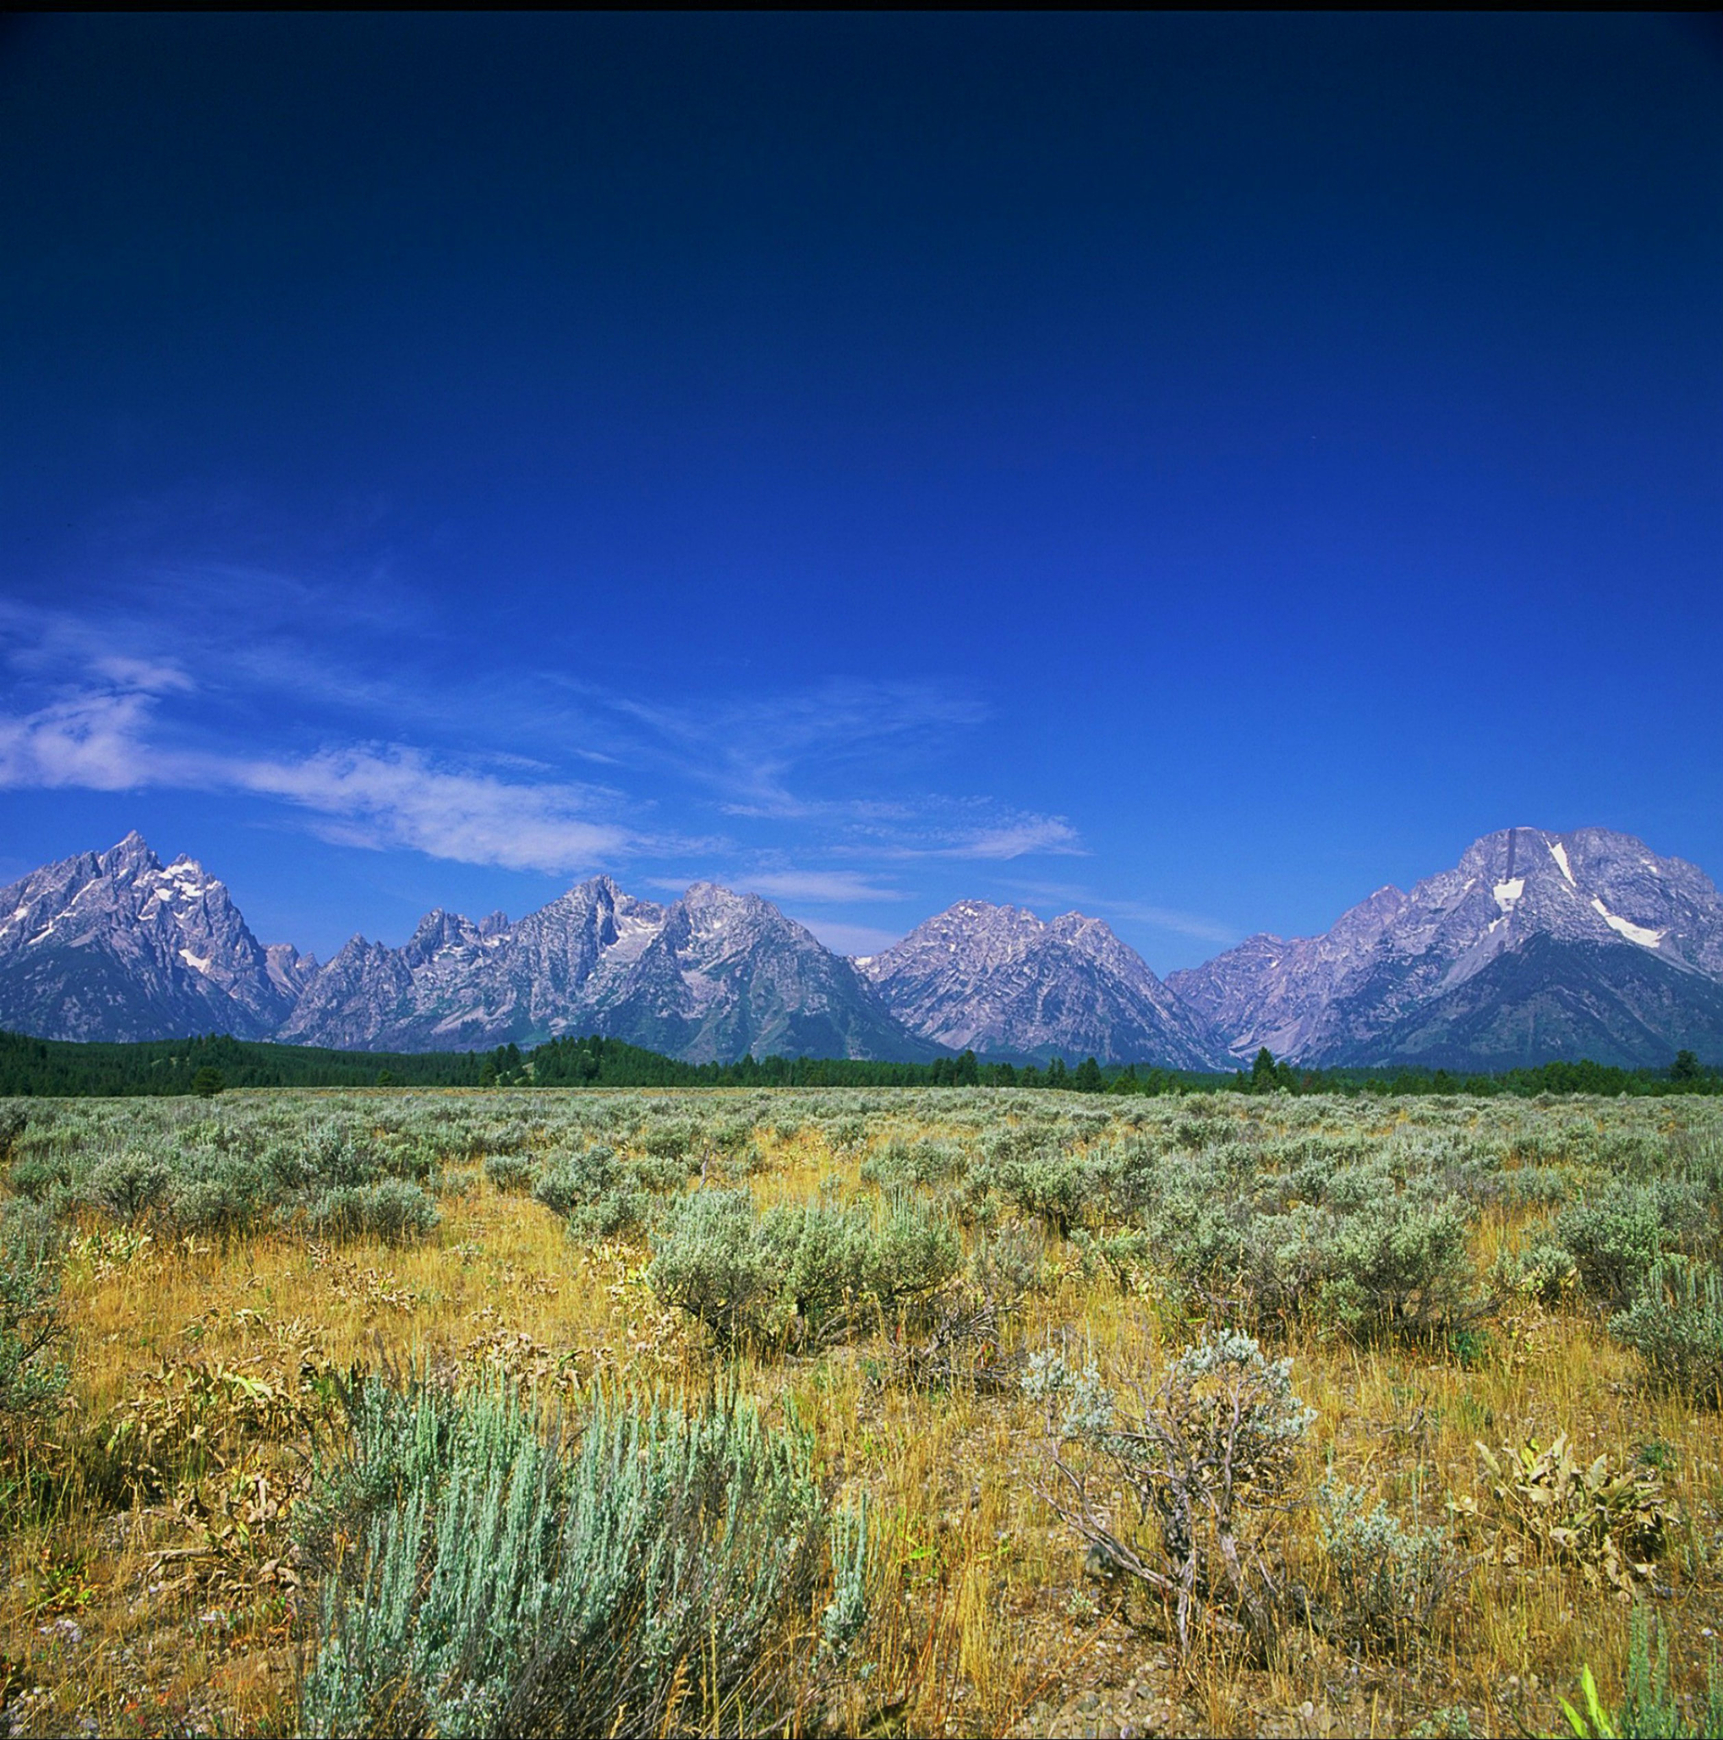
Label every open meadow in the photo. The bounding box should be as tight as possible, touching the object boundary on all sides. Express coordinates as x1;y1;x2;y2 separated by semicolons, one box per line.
2;1085;1722;1737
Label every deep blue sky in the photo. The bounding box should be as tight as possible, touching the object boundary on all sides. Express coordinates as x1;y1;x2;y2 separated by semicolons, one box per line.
2;14;1719;967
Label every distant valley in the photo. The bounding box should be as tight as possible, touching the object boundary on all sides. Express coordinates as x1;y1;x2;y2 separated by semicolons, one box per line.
2;825;1720;1070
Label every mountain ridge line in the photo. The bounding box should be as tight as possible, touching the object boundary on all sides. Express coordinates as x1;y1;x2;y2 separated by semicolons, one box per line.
1;825;1720;1070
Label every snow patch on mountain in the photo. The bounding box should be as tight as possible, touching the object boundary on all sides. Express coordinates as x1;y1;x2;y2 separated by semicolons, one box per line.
1169;826;1723;1069
0;832;300;1042
5;826;1721;1070
1591;898;1663;950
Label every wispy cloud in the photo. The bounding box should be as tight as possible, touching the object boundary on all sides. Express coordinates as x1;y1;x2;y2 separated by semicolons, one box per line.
604;679;989;819
0;677;640;876
0;568;1087;885
228;745;633;872
0;688;161;791
863;807;1084;861
738;870;904;903
936;816;1082;860
1001;879;1240;945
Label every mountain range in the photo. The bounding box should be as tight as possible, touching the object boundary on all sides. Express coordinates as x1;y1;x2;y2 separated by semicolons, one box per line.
1;825;1720;1070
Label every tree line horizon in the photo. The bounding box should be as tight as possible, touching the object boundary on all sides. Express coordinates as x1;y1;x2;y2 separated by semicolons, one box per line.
0;1028;1716;1100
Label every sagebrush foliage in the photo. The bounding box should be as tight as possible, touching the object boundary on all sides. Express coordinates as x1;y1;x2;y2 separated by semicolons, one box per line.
0;1085;1721;1732
0;1200;67;1443
1026;1330;1314;1655
299;1374;867;1738
647;1186;959;1348
1318;1478;1456;1648
1611;1260;1723;1407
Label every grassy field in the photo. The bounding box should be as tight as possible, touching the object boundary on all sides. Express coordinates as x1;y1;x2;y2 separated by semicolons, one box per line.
1;1085;1721;1736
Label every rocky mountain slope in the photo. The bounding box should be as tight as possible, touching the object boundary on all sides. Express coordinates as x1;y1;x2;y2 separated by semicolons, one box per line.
4;826;1720;1068
856;898;1223;1068
0;832;308;1043
283;877;930;1063
1168;826;1723;1069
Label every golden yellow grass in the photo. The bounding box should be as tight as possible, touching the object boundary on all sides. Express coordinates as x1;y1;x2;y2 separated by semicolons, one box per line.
2;1089;1721;1737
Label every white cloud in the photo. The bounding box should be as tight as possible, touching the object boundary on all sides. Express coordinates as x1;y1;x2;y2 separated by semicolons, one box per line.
87;655;195;695
0;690;162;791
230;746;633;873
611;679;988;817
0;589;1088;892
741;870;903;903
937;816;1083;860
864;810;1084;861
1001;878;1240;946
0;682;635;875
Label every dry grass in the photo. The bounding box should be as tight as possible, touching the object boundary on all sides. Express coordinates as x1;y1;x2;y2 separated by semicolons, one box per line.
1;1087;1721;1736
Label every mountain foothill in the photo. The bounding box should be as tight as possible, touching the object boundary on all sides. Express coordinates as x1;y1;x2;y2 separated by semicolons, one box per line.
2;826;1720;1072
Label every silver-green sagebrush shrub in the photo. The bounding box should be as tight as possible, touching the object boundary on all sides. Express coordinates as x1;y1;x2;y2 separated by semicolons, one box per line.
7;1151;71;1205
1319;1195;1479;1339
483;1153;537;1193
639;1118;697;1160
981;1134;1107;1237
298;1376;867;1738
1318;1479;1456;1650
532;1143;656;1240
1494;1239;1580;1305
299;1178;439;1245
648;1188;960;1350
968;1218;1047;1309
1025;1330;1314;1656
1134;1163;1478;1340
0;1201;68;1448
532;1143;617;1213
647;1187;779;1346
859;1136;968;1190
860;1191;962;1314
1611;1260;1723;1406
1558;1184;1693;1310
85;1148;170;1221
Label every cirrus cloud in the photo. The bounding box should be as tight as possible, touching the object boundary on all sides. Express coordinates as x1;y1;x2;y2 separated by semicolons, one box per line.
0;678;639;876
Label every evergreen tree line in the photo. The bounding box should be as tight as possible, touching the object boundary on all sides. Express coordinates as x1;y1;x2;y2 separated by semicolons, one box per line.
0;1027;1715;1100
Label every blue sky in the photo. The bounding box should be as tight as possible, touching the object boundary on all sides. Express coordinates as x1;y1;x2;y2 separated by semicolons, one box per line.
2;14;1719;968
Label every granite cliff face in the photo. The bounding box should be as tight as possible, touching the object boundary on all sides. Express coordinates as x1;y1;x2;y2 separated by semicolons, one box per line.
280;877;931;1062
0;832;306;1042
856;898;1222;1068
1168;827;1723;1069
0;839;925;1061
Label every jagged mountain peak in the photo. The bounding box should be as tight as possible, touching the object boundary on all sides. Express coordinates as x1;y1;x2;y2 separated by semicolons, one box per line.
1169;824;1723;1068
860;897;1222;1068
676;881;787;922
400;908;491;968
0;834;295;1042
275;869;925;1063
4;826;1720;1069
101;829;158;871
